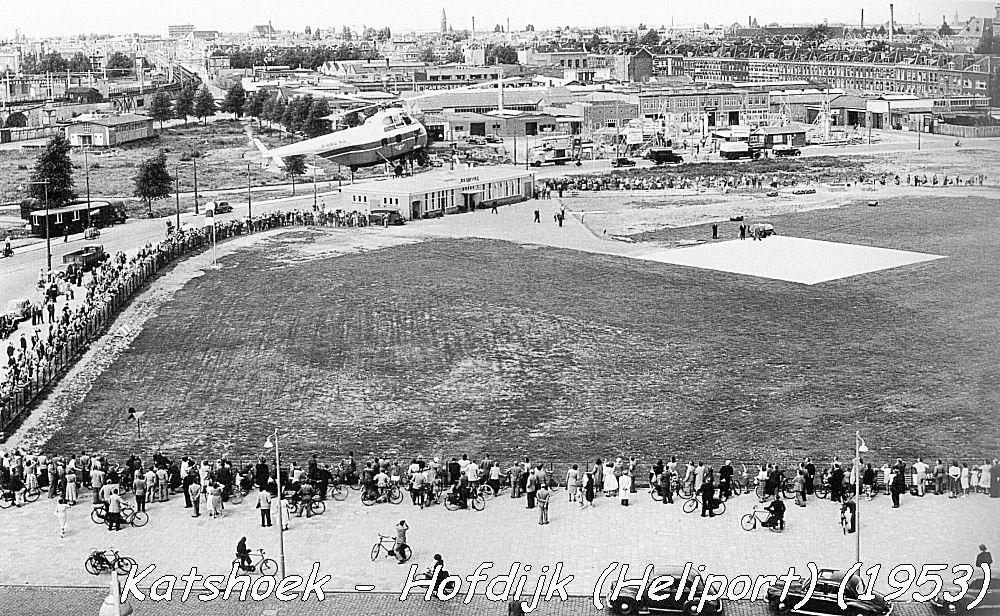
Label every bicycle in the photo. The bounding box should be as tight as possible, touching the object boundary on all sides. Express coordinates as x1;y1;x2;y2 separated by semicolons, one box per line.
327;483;349;501
84;548;137;576
0;487;41;508
91;504;148;528
286;496;326;516
681;494;726;516
229;486;248;505
740;505;784;532
443;487;485;511
361;485;403;507
371;534;411;562
232;549;278;575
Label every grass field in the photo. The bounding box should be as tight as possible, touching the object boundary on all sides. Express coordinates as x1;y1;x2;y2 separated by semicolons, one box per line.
43;195;999;465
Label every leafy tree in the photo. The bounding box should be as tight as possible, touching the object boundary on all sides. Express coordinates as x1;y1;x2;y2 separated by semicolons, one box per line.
220;81;247;117
494;24;504;33
245;89;269;124
37;52;68;73
525;24;535;32
304;26;312;35
288;95;312;132
30;134;75;208
270;98;288;128
805;24;832;42
302;98;332;138
133;152;173;217
418;46;437;63
485;44;518;65
174;85;195;123
938;22;955;36
193;85;217;123
105;51;133;72
283;155;306;195
975;31;997;54
148;91;174;128
640;29;660;46
444;48;465;64
587;34;603;50
67;52;92;72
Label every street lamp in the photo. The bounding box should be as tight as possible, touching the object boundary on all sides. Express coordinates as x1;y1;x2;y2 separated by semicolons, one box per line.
25;180;52;271
246;162;253;226
854;431;869;564
263;430;286;578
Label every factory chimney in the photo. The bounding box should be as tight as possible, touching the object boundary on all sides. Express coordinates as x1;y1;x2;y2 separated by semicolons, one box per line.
889;4;894;42
861;9;864;30
472;16;475;40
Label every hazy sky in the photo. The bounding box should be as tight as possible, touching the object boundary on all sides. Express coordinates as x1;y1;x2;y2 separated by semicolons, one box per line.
7;0;997;38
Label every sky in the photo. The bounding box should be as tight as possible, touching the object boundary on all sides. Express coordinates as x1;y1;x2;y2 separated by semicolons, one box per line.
6;0;997;38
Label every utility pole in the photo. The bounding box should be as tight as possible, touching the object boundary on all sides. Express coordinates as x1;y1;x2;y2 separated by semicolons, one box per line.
247;162;253;225
193;157;199;215
174;163;180;230
312;166;317;210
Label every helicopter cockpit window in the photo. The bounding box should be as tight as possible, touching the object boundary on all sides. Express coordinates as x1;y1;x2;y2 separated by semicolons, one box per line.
402;116;412;125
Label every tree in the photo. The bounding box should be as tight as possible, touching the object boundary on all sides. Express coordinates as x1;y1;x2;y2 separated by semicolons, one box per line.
443;48;465;64
221;81;247;117
302;98;332;138
418;46;437;63
494;24;504;33
193;85;217;123
525;24;535;32
283;155;306;195
270;98;288;130
133;152;173;218
245;89;269;125
105;51;133;72
938;22;956;36
485;44;518;65
174;85;195;124
67;52;92;73
640;29;660;46
587;34;603;51
975;31;997;54
148;91;174;129
304;25;312;35
804;24;832;42
30;134;75;208
37;52;68;73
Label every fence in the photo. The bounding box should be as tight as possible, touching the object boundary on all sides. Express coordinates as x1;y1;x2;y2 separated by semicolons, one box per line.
0;226;237;438
933;123;1000;138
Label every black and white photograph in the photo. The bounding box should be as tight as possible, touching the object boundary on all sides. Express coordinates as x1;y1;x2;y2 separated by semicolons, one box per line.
0;0;997;614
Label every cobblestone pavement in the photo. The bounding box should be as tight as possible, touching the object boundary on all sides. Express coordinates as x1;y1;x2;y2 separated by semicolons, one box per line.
0;587;937;616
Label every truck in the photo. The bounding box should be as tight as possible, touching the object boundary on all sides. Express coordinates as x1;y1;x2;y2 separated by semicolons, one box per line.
646;147;684;165
528;136;579;167
719;141;761;160
62;244;107;272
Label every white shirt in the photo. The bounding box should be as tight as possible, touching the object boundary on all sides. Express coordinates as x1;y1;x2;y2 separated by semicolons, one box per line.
913;461;928;475
466;462;479;482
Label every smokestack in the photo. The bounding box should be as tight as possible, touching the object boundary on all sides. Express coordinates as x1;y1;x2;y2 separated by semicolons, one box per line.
861;8;864;30
507;17;511;36
472;16;475;40
498;68;504;113
889;4;894;42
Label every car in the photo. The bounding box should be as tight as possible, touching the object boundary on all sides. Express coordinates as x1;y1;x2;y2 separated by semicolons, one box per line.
214;202;233;214
485;135;504;144
610;565;725;616
611;157;636;168
931;576;999;615
772;144;801;157
368;209;406;226
427;155;443;167
647;147;685;164
766;569;891;616
749;223;776;238
466;136;487;146
4;299;32;322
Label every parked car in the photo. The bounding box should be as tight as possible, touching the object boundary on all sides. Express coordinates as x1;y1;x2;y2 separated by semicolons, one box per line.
772;144;801;157
368;209;406;226
766;569;892;616
485;135;504;144
611;565;724;616
214;201;233;214
427;155;444;167
610;157;636;168
62;245;107;272
647;147;685;164
466;136;487;145
749;223;776;238
931;575;999;616
4;299;32;322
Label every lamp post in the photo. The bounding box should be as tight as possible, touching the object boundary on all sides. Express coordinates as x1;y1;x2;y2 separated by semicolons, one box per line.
264;430;286;578
246;162;253;225
192;156;199;215
174;163;181;230
127;407;146;439
26;180;51;271
312;166;318;210
854;431;869;564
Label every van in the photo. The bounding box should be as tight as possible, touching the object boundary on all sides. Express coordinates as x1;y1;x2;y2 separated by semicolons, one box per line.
368;209;406;226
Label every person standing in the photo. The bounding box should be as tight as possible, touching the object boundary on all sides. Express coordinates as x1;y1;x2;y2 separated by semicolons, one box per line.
64;468;77;505
619;472;632;506
719;460;734;500
712;223;718;239
106;489;122;532
582;472;595;509
593;459;604;496
509;462;522;499
188;480;202;517
525;469;537;509
890;468;906;508
804;458;816;495
913;458;928;496
132;474;147;513
700;478;716;517
949;461;961;498
394;520;409;564
739;224;746;240
257;489;272;527
54;497;69;538
533;209;540;223
794;469;806;507
536;483;550;525
566;465;580;502
659;468;673;504
829;464;845;503
976;544;993;567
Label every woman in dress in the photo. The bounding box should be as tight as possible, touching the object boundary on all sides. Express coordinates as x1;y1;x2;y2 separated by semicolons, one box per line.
960;463;971;495
990;459;1000;498
603;462;617;498
980;460;992;495
54;498;69;538
619;472;632;506
64;469;77;505
582;472;595;509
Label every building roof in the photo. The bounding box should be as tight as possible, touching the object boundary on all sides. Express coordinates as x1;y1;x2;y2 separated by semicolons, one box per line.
72;114;152;127
341;167;534;196
756;123;807;135
827;95;870;110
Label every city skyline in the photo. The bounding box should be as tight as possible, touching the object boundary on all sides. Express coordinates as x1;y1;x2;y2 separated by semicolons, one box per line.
6;0;998;38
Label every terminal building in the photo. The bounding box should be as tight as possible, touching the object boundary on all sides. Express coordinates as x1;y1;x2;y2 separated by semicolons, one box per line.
340;167;536;220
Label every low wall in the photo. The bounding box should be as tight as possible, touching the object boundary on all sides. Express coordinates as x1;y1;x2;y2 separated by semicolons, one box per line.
933;124;1000;138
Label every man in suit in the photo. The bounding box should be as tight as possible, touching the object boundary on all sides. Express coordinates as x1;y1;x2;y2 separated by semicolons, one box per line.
719;461;734;499
830;464;845;503
525;469;537;509
700;477;717;517
804;458;816;495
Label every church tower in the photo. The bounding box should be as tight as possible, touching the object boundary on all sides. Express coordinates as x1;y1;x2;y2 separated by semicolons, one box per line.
441;9;448;34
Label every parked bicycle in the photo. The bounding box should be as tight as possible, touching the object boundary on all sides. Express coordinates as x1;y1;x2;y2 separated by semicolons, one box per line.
285;496;326;516
327;483;349;501
91;504;149;528
443;487;485;511
681;494;726;515
740;505;784;532
84;548;136;576
232;549;278;575
371;534;411;562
